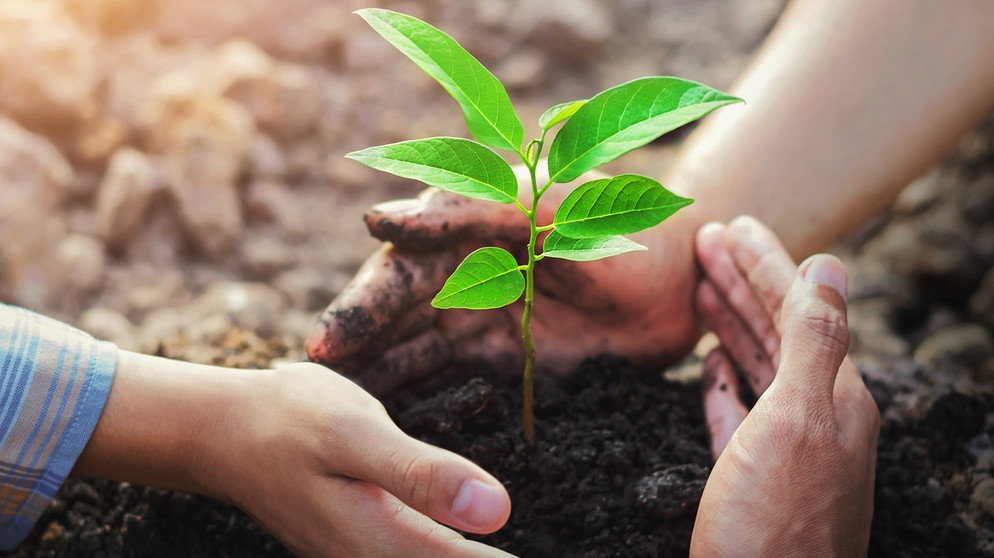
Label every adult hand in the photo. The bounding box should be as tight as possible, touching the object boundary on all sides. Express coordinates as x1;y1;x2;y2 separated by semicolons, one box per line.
690;217;879;556
211;362;515;558
306;166;703;394
76;357;514;558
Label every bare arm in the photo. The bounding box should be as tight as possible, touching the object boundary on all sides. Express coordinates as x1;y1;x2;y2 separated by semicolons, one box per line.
73;352;513;558
665;0;994;257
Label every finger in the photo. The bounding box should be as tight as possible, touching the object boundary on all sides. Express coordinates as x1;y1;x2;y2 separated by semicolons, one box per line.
833;355;881;448
774;254;850;407
317;480;518;558
351;329;451;396
365;188;530;251
337;422;512;535
364;165;607;251
696;221;781;361
701;348;749;459
450;325;524;372
696;279;776;394
724;215;796;348
307;245;453;367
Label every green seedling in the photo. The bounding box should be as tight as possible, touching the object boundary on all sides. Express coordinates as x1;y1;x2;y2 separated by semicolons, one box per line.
349;8;742;444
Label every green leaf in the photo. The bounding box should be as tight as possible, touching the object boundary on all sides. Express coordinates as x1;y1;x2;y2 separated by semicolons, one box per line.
553;174;693;238
548;77;743;182
542;230;646;262
356;9;524;152
432;247;524;309
347;137;517;203
538;100;587;131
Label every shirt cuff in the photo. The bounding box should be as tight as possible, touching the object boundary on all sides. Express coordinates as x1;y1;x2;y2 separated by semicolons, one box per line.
0;304;118;549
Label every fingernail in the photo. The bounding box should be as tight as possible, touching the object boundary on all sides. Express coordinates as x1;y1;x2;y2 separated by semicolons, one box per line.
451;478;507;531
802;256;847;302
696;221;722;242
370;198;423;216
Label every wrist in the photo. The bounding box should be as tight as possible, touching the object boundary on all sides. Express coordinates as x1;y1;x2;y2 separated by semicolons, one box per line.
73;350;261;501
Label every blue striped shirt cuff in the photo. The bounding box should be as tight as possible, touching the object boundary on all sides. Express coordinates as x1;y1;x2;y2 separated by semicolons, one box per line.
0;304;117;550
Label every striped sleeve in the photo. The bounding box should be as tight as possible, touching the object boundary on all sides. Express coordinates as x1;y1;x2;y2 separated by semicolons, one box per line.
0;304;117;549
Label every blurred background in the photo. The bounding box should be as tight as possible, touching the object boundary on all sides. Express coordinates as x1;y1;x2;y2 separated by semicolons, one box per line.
0;0;788;363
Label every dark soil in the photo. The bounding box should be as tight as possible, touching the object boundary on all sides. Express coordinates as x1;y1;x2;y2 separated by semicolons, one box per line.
8;350;994;557
388;357;711;558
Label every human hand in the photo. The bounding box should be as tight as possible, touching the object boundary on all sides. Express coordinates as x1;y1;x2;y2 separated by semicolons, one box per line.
690;217;879;556
306;166;703;393
74;351;513;557
198;362;515;558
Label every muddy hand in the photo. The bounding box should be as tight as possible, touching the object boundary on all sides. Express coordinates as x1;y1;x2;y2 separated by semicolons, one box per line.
691;217;879;556
307;166;703;394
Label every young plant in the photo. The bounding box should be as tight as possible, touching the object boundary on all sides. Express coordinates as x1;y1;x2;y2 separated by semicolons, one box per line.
348;8;742;444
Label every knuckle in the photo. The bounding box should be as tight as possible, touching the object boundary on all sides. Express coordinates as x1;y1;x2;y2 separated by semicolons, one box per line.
795;297;850;354
391;454;438;511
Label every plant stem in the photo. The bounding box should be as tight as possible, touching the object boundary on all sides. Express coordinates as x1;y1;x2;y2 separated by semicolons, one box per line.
521;250;536;446
520;138;543;446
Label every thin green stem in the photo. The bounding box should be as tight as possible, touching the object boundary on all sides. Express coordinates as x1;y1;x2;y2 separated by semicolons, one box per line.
518;134;546;447
536;224;555;233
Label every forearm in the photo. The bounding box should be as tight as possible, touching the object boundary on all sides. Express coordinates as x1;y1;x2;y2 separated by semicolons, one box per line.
72;350;256;500
664;0;994;257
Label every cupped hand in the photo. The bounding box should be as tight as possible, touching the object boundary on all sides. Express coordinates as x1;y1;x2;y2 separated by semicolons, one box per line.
206;362;515;558
306;166;703;394
691;217;879;556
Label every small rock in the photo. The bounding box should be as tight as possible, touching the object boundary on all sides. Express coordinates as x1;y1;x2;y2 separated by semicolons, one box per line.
634;464;708;519
72;115;129;166
0;115;72;307
893;169;944;215
0;2;100;129
0;115;74;207
868;204;983;301
961;173;994;224
122;267;185;314
507;0;614;53
95;147;159;251
141;85;254;257
325;154;372;190
273;267;341;312
39;521;65;550
214;40;323;140
977;357;994;385
246;134;287;178
151;0;349;59
969;269;994;331
244;180;308;237
63;0;152;34
914;323;994;368
285;141;324;182
495;49;548;89
53;234;106;295
240;234;295;279
978;449;994;473
971;476;994;522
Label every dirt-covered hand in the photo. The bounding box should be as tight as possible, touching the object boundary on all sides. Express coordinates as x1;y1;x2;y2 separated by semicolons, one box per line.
691;217;879;556
207;362;514;558
306;166;702;394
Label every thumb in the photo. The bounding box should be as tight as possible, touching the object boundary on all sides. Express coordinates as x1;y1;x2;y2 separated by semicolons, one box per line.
365;165;608;250
365;187;529;250
773;254;850;406
344;423;512;535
